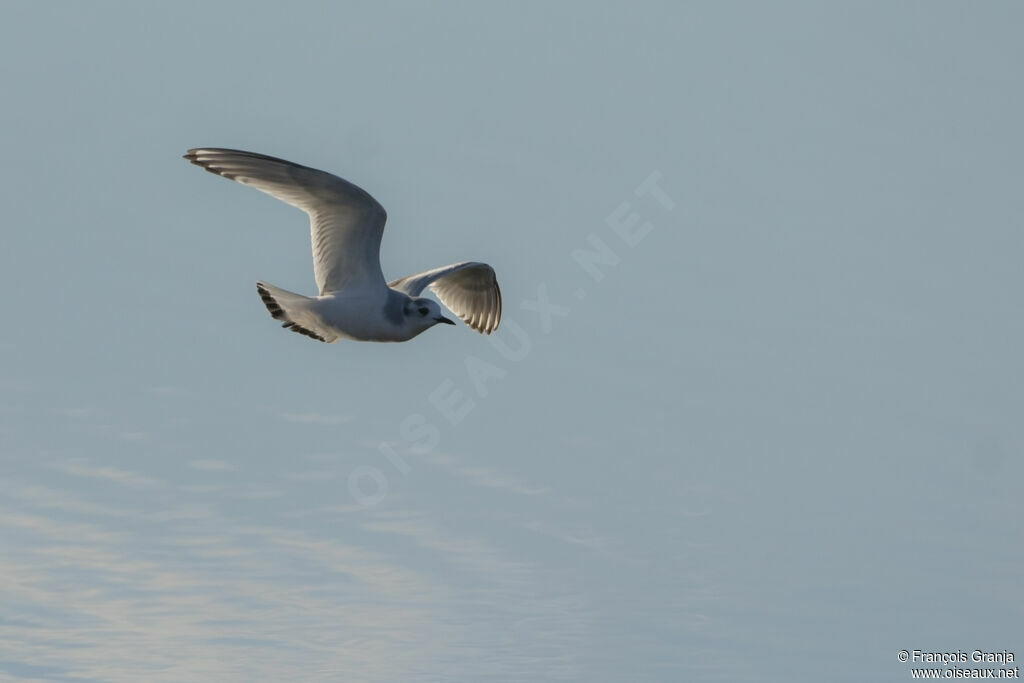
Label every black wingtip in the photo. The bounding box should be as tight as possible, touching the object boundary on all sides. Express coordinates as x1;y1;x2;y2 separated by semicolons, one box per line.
255;282;327;343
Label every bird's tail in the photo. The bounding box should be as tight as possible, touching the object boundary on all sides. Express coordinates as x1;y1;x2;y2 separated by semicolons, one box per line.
256;281;335;343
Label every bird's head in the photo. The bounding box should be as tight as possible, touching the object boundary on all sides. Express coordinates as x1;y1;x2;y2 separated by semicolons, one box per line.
404;297;456;333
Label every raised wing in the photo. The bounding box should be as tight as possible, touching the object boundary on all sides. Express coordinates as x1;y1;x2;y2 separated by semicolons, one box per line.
390;262;501;334
184;148;387;294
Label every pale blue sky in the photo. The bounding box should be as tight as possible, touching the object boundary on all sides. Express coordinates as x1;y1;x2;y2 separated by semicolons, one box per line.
1;2;1022;681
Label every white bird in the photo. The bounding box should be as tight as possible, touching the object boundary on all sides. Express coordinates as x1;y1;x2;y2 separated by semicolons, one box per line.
184;148;501;343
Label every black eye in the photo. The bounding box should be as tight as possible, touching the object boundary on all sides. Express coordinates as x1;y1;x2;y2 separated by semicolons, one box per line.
418;307;429;316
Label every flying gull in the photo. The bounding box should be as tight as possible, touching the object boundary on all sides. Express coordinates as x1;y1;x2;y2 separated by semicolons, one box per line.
184;148;501;343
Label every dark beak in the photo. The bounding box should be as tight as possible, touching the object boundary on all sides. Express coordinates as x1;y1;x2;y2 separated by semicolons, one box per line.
436;316;456;326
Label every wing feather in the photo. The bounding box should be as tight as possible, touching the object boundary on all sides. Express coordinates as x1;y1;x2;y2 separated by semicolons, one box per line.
185;148;387;294
389;262;501;334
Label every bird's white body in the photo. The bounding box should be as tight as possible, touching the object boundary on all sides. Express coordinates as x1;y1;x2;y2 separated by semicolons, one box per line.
185;148;501;343
259;283;446;343
312;291;402;343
